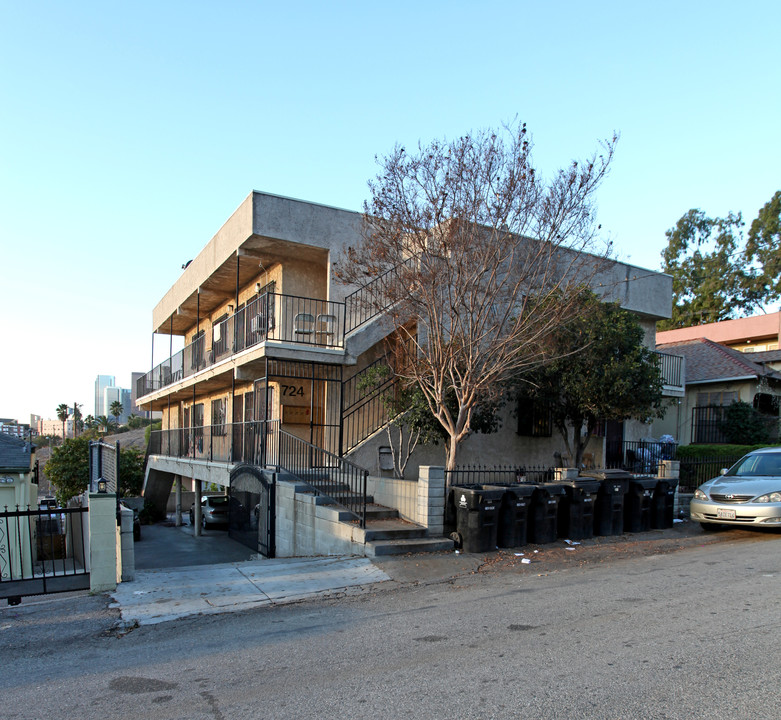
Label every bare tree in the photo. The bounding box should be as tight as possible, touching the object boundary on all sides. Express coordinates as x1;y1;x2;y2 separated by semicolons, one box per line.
337;123;617;473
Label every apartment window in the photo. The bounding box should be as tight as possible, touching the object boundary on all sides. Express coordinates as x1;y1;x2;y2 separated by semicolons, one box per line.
212;398;226;436
696;391;737;407
191;330;205;370
516;396;553;437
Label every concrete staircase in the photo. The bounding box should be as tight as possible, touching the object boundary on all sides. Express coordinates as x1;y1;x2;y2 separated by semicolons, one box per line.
345;502;453;557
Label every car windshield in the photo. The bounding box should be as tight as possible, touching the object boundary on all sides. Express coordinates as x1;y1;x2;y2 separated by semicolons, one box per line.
208;496;229;507
726;453;781;477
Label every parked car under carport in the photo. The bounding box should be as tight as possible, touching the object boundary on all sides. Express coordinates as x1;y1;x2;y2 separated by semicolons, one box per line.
189;495;229;528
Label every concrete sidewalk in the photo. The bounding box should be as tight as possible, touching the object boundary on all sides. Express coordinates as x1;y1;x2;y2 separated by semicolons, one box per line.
110;555;390;626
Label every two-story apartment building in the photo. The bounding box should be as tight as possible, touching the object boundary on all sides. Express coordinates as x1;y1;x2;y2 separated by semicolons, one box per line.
136;191;678;557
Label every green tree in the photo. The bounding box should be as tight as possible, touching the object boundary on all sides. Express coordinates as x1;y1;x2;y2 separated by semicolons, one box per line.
118;446;146;497
84;414;96;430
96;415;116;434
72;403;83;435
521;292;666;468
719;401;777;445
45;435;90;504
659;210;749;330
45;435;146;503
56;403;70;442
660;191;781;330
110;400;124;427
743;190;781;307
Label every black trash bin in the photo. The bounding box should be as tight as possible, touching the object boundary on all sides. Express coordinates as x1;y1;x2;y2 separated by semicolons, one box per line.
451;485;505;553
651;478;679;529
624;477;658;532
527;484;566;544
557;478;602;541
581;470;630;536
489;484;536;548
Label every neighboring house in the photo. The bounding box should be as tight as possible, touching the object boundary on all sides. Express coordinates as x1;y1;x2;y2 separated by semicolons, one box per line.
657;312;781;354
135;191;675;555
654;338;781;445
0;435;37;581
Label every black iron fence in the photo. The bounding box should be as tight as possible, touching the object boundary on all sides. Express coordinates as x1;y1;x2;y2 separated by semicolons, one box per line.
605;440;678;474
445;465;556;486
677;456;741;493
137;293;346;398
0;505;90;601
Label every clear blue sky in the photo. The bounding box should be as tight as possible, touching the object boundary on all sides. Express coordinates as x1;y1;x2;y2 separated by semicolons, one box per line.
2;1;779;424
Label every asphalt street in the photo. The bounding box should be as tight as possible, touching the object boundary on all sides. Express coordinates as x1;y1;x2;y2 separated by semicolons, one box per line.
2;526;780;719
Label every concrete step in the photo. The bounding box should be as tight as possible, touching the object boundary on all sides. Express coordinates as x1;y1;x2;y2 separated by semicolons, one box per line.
364;503;401;521
365;537;455;557
359;518;429;542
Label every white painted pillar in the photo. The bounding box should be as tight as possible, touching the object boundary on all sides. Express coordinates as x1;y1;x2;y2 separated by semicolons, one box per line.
88;493;119;592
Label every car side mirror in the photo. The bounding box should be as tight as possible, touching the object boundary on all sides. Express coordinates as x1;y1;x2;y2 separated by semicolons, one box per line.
720;468;728;475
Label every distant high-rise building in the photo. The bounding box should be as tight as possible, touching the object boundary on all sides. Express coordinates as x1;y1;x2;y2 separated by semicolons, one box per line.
104;386;132;425
95;375;115;417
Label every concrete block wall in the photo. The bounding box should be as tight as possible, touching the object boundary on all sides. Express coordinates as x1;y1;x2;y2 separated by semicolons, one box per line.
274;481;365;558
366;476;418;522
417;466;446;536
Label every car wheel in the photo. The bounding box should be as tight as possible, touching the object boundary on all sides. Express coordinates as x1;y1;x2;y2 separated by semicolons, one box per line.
189;510;194;525
700;522;724;532
202;515;208;530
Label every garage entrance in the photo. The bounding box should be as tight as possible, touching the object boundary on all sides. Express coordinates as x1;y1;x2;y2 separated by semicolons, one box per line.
229;464;275;557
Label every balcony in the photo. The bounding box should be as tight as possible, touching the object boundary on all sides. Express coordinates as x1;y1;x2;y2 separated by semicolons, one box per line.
654;350;685;396
137;293;346;400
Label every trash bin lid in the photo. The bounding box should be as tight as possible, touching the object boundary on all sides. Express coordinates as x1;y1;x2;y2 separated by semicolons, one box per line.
452;485;505;510
628;477;660;490
558;478;602;495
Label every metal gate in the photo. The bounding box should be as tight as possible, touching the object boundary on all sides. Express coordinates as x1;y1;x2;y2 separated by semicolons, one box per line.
229;465;275;557
0;505;90;603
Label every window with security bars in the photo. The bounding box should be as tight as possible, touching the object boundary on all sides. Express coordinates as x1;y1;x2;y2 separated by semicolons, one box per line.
516;396;553;437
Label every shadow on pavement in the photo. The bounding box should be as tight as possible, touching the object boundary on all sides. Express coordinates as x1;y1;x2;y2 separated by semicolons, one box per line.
134;516;257;570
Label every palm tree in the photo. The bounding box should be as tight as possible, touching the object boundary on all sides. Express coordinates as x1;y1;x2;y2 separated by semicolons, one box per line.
110;400;124;428
84;414;96;430
72;403;83;436
56;403;69;442
96;415;116;434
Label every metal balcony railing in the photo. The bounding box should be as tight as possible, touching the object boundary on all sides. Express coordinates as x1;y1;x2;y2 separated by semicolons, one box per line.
148;420;367;526
654;350;684;389
137;293;346;399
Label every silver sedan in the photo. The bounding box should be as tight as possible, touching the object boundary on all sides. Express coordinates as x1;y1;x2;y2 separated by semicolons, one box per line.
690;447;781;530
